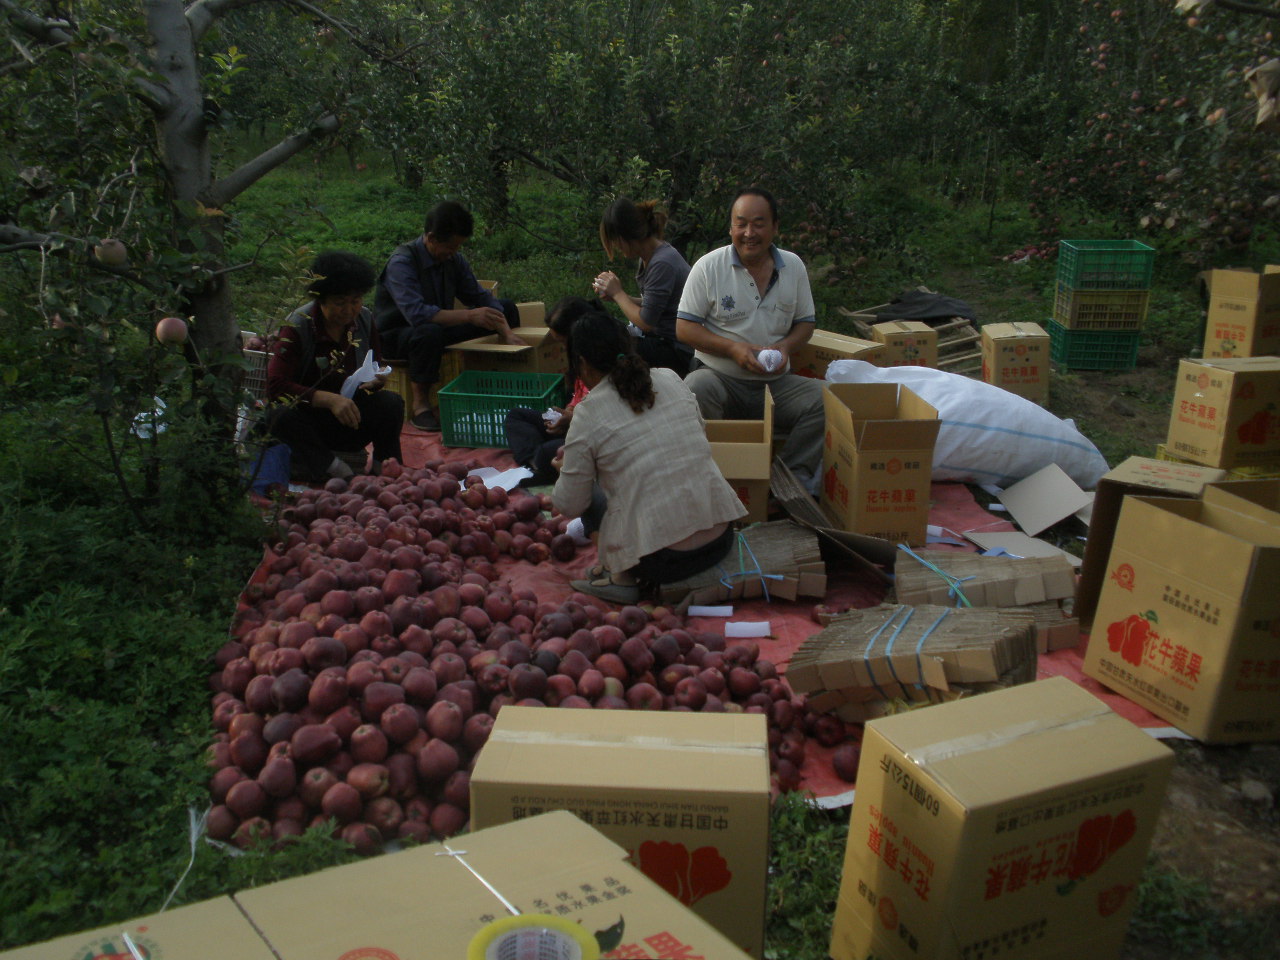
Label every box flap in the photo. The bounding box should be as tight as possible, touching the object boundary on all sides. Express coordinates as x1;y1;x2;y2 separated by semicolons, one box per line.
0;897;278;960
868;678;1171;806
996;464;1091;537
1203;479;1280;520
1210;267;1280;301
474;708;770;795
982;321;1048;340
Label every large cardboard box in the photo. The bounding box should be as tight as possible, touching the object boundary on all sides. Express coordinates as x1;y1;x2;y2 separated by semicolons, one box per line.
471;708;770;958
829;677;1174;960
449;324;566;375
1076;456;1227;630
792;329;885;379
0;897;277;960
982;321;1051;404
820;382;940;545
1083;495;1280;743
235;811;752;960
871;320;938;368
705;388;774;522
1202;267;1280;358
1165;356;1280;468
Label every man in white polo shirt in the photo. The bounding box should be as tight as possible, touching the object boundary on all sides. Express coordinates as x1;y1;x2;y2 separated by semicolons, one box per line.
676;186;824;490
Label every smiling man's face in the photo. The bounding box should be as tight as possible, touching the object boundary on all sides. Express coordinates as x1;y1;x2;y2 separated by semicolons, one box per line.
730;193;777;268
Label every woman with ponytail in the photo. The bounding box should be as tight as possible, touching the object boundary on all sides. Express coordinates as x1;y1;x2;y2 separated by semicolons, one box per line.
552;311;746;604
591;197;694;376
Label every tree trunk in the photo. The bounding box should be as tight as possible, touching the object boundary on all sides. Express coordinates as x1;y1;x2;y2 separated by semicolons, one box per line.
144;0;238;370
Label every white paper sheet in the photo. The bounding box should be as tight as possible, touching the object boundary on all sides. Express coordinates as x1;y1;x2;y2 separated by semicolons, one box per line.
341;350;392;399
725;621;771;638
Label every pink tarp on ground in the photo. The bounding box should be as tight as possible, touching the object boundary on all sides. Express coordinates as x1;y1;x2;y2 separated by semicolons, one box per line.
258;423;1167;800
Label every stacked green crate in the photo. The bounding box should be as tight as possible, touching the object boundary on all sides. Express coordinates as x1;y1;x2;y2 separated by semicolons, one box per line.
1049;240;1154;370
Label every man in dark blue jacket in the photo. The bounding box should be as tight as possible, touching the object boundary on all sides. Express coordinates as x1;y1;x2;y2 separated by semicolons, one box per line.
374;200;523;431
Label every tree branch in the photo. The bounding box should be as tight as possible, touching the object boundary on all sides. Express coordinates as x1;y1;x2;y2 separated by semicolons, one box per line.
185;0;272;44
282;0;416;72
1213;0;1280;18
0;0;74;46
205;113;340;206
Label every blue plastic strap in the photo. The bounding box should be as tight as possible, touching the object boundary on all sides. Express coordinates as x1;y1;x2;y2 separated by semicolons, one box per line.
863;606;908;701
913;608;952;690
882;607;917;689
717;532;784;602
897;545;974;608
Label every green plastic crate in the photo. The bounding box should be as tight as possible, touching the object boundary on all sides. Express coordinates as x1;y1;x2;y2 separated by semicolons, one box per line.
1056;240;1155;291
1047;318;1140;371
1052;284;1149;331
438;370;564;448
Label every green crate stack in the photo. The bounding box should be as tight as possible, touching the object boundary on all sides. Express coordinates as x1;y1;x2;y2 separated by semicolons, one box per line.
438;370;565;448
1047;319;1141;370
1051;240;1155;369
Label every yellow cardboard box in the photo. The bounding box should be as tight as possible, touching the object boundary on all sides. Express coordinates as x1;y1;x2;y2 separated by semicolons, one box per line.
1202;267;1280;358
705;388;774;522
1083;495;1280;743
448;324;566;375
1165;356;1280;468
981;321;1051;404
471;708;771;958
235;810;753;960
792;329;885;379
1076;456;1227;630
829;677;1174;960
871;320;938;368
820;382;940;545
0;897;277;960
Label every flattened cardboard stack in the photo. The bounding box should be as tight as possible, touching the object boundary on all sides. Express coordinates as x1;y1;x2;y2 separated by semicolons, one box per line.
786;603;1038;721
894;550;1076;608
659;520;825;608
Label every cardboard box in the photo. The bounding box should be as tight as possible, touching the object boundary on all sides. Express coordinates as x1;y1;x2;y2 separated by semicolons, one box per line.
0;897;277;960
1165;356;1280;468
706;389;774;522
820;382;940;545
471;708;770;958
792;329;885;379
1202;477;1280;521
982;321;1051;404
1202;267;1280;358
1076;456;1228;630
235;810;752;960
448;325;567;375
829;677;1174;960
1083;495;1280;743
871;320;938;368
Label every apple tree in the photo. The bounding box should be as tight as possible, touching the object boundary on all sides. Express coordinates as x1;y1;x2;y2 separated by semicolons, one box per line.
1023;0;1280;259
0;0;395;515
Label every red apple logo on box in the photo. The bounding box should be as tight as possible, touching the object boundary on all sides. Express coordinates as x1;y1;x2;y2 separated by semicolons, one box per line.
636;840;731;906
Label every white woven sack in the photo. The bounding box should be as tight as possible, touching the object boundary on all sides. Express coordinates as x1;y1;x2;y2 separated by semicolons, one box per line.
824;359;1109;489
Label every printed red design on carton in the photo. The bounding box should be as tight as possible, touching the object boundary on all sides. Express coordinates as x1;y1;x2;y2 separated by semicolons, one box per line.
1097;884;1134;917
1109;563;1136;592
1106;613;1157;667
636;840;731;906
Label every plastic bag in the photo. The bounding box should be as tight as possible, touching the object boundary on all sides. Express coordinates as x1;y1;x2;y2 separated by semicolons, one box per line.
825;360;1109;489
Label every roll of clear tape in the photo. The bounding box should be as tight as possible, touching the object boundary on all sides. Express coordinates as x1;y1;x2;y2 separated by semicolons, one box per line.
466;914;600;960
